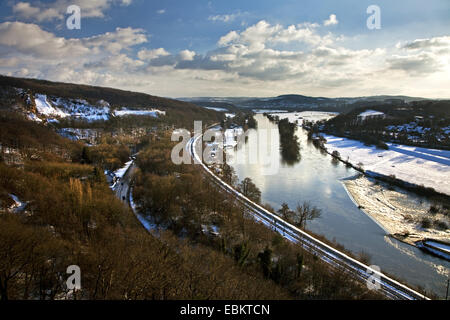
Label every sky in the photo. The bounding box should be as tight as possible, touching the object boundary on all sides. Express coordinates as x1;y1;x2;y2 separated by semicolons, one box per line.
0;0;449;98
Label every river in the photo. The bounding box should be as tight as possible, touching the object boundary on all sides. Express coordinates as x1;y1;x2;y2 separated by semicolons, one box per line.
226;112;450;298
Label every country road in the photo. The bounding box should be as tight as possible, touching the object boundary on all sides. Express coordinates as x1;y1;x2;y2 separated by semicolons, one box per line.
187;133;430;300
113;162;136;205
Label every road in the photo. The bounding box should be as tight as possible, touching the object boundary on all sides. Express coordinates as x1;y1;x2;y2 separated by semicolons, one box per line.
188;133;430;300
113;162;136;205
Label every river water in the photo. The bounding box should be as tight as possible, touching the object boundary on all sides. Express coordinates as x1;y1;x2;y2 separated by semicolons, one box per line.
226;112;449;298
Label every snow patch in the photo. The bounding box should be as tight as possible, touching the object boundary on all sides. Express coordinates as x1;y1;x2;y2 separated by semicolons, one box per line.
113;108;165;117
204;106;228;112
113;160;133;179
34;94;68;117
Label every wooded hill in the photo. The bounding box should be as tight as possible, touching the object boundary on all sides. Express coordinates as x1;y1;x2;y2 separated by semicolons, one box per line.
0;75;224;129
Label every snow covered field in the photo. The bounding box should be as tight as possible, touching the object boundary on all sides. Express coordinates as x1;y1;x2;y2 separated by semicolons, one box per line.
324;135;450;196
270;111;449;195
269;111;338;125
253;109;288;113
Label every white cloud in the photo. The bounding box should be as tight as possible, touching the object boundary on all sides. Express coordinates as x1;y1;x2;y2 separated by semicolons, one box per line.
387;53;441;75
179;49;196;61
11;0;133;22
387;37;450;76
0;21;89;58
324;14;338;26
157;9;166;14
402;36;450;50
208;11;246;23
137;48;170;60
13;2;63;22
0;22;147;66
208;14;236;23
83;27;148;54
0;19;448;98
218;31;240;46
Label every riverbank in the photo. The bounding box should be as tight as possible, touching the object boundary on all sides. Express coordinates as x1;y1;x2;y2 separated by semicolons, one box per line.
323;134;450;196
343;175;450;248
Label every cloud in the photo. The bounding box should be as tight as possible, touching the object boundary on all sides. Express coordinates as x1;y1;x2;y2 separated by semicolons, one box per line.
137;48;170;60
0;18;448;98
83;26;148;54
208;11;246;23
179;49;196;61
11;0;133;22
324;14;338;26
13;2;63;22
388;36;450;76
157;9;166;14
169;21;448;91
0;21;146;65
209;14;236;23
387;53;440;75
0;21;89;58
218;31;240;46
402;36;450;50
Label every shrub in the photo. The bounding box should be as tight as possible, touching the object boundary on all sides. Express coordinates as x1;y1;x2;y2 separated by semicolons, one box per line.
434;220;448;230
421;217;432;229
376;141;389;150
331;150;341;159
429;205;439;214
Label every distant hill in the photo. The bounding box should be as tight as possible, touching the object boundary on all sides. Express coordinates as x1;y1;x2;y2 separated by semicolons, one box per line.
180;94;430;112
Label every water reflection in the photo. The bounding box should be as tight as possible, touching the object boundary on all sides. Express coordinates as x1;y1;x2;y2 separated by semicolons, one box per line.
227;113;450;297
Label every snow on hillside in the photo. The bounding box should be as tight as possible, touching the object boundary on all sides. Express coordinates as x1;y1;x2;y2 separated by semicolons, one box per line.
204;106;228;112
27;112;42;122
358;109;385;118
34;94;68;117
8;194;27;213
114;160;133;179
113;108;165;117
50;97;110;121
28;93;166;122
323;135;450;195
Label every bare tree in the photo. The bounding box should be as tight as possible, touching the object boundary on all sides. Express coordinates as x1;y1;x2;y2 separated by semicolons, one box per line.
277;202;295;223
238;177;261;203
295;202;321;229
